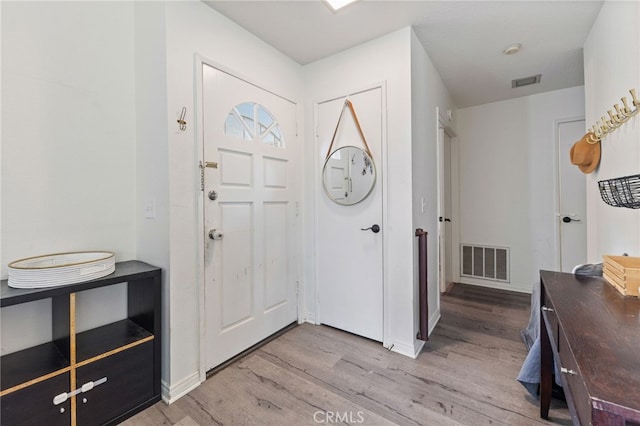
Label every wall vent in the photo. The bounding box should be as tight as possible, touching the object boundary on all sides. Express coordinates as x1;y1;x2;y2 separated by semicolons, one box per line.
511;74;541;88
461;244;509;283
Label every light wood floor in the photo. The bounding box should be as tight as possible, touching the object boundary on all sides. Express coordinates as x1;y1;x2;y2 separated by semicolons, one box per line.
123;284;571;425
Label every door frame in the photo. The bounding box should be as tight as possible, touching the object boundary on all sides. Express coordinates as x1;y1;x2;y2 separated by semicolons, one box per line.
553;116;586;271
194;55;303;382
312;81;390;348
436;108;458;296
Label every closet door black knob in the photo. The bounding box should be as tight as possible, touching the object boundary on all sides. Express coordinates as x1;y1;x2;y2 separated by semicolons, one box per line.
562;216;581;223
361;224;380;233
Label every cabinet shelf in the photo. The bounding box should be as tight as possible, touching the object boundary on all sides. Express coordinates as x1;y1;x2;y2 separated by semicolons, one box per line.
0;260;160;307
0;260;161;425
76;319;153;364
0;341;69;393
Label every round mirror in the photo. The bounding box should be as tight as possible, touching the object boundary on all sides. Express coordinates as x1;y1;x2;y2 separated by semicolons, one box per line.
322;146;376;205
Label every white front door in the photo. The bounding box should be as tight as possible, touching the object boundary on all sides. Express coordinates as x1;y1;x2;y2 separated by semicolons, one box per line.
557;119;587;272
202;64;298;370
315;87;384;342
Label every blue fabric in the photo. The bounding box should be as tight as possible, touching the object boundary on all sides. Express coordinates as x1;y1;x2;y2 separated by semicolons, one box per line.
517;335;541;396
517;336;563;397
520;281;540;351
518;279;563;397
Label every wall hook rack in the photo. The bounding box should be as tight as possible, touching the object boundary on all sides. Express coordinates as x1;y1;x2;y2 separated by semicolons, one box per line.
588;88;639;143
177;107;187;131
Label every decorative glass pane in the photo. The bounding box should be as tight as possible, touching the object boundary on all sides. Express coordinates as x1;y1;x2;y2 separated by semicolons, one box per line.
257;106;274;133
224;113;249;140
224;102;285;148
262;124;284;148
236;102;255;126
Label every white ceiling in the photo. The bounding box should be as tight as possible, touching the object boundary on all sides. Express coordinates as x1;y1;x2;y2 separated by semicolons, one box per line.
203;0;603;108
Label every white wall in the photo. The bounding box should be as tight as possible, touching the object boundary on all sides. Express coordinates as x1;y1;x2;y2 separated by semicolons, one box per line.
134;1;171;392
457;87;585;293
1;2;137;272
303;28;421;357
584;0;640;260
161;1;302;401
0;1;303;399
1;1;135;354
410;30;456;343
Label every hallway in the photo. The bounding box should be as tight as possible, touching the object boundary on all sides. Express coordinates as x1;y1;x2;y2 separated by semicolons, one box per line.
124;284;570;425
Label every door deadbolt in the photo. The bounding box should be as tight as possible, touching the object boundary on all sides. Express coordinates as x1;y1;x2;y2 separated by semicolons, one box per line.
208;229;223;240
208;190;218;201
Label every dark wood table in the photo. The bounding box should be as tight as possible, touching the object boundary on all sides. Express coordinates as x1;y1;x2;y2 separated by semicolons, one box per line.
540;270;640;425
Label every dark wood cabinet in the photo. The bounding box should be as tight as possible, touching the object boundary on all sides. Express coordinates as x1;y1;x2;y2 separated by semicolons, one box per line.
76;341;154;426
1;372;71;426
540;270;640;425
0;261;161;426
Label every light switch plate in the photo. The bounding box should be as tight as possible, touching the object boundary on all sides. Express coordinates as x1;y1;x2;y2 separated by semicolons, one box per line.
144;199;156;219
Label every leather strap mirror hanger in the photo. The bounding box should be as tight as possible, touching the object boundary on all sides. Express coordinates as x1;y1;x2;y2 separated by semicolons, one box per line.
322;99;377;206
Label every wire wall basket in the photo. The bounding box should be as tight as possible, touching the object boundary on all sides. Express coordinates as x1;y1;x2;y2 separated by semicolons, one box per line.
598;173;640;209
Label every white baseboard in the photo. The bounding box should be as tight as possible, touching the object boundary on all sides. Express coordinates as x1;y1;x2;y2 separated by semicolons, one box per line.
388;340;418;359
428;308;441;336
412;339;425;358
383;308;443;359
303;312;317;324
402;308;441;358
458;278;532;294
161;371;202;404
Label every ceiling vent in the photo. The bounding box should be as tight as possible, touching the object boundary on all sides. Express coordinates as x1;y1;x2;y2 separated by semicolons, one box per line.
512;74;542;88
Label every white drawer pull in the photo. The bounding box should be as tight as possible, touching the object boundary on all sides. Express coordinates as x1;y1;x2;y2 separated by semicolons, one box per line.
561;367;577;375
81;381;94;392
53;393;68;405
88;376;108;389
52;377;107;405
541;306;554;312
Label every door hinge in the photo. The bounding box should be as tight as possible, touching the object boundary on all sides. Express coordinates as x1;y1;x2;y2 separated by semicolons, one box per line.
199;161;204;192
296;281;300;296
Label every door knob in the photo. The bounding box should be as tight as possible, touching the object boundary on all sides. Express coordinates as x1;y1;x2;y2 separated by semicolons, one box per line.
208;190;218;201
361;224;380;233
438;217;452;222
562;216;581;223
208;229;223;240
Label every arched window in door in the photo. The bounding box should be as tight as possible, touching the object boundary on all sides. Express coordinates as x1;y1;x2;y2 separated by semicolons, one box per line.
224;102;284;148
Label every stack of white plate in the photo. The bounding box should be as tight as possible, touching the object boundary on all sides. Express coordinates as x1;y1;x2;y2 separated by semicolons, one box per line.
8;252;115;289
